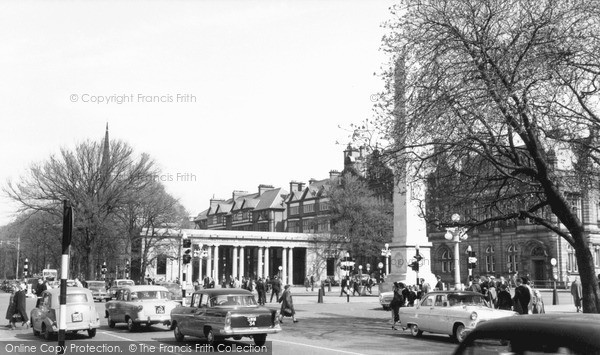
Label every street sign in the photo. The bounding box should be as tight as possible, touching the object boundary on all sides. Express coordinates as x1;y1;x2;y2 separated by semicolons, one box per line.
468;257;477;263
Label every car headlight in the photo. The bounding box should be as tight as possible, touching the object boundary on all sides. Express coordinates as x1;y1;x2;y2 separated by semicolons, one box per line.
470;312;478;320
137;305;144;311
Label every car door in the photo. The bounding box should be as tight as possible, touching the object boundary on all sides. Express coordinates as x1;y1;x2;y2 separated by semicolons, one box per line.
189;293;209;338
32;292;52;332
429;294;450;333
417;295;436;332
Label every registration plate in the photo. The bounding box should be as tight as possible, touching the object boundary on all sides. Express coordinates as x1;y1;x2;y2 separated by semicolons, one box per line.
155;306;165;314
71;313;83;322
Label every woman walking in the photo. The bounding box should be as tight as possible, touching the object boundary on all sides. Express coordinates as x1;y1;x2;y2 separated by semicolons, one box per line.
278;285;298;323
10;282;29;329
4;284;18;329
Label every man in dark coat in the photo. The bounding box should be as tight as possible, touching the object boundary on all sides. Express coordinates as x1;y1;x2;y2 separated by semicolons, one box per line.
512;277;531;314
270;276;281;303
390;282;406;330
278;285;297;323
256;278;266;305
496;284;513;310
11;282;29;329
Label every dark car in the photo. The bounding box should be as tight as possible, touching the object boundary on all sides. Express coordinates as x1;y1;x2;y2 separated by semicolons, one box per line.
170;289;281;346
453;313;600;355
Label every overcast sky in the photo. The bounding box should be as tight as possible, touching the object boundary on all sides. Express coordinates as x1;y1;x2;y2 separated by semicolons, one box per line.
0;0;394;224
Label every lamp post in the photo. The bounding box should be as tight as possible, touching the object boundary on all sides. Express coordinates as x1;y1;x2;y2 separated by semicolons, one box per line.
377;262;384;283
278;265;283;280
381;243;391;276
444;214;469;290
551;258;558;305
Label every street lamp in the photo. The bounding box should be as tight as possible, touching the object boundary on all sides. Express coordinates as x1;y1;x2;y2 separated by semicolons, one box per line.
278;265;283;280
381;243;391;276
444;214;469;290
377;262;384;283
409;245;422;285
551;258;559;305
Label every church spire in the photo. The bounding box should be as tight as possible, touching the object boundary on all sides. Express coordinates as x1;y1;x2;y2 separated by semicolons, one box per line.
101;123;110;171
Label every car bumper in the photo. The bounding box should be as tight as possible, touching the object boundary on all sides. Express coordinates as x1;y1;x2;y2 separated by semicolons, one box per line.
220;326;281;336
134;315;171;324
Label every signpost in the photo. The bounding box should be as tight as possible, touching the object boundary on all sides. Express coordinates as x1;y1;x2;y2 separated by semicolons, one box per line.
58;200;73;354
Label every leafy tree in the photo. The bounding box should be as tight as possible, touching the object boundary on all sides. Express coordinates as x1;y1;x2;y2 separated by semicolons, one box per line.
364;0;600;312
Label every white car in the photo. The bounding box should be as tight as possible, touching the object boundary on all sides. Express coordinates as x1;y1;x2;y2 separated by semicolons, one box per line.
399;291;517;342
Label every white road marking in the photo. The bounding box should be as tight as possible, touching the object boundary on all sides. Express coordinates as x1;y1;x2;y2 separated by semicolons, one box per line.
98;331;136;341
271;338;366;355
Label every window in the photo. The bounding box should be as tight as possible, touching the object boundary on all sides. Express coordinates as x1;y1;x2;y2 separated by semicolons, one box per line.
507;244;519;273
566;194;582;222
319;202;330;212
485;245;495;273
289;206;299;216
441;248;453;273
567;245;578;272
302;219;315;233
303;203;314;213
156;254;167;275
288;220;299;233
595;246;600;267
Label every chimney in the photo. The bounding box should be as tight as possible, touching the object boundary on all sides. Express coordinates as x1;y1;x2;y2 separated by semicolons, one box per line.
210;198;225;210
258;184;274;196
308;178;317;185
232;190;248;200
329;170;340;179
289;180;305;192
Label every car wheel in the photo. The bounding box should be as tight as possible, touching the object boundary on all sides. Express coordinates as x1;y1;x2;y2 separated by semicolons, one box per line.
254;334;267;347
410;324;423;337
108;315;116;328
206;329;220;346
88;328;96;338
127;318;138;332
174;324;184;342
454;324;467;343
42;324;52;341
382;306;389;311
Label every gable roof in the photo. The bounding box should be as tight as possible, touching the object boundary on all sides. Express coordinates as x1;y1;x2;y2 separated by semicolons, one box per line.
255;188;288;210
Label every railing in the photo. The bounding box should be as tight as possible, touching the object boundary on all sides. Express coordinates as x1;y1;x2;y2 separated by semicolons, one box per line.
530;280;568;289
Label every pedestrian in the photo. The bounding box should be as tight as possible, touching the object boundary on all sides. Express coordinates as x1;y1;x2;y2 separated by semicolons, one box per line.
570;277;583;312
531;288;545;314
257;278;266;305
496;284;513;311
468;277;482;294
407;285;418;306
434;276;443;291
4;285;18;329
366;275;373;294
420;278;431;295
74;278;83;288
304;276;310;292
278;285;298;323
487;278;497;308
390;282;405;330
310;275;315;292
10;282;29;329
270;276;281;303
340;276;350;297
512;277;531;314
352;276;361;296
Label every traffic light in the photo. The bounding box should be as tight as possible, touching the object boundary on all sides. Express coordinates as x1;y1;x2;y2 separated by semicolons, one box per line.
101;262;107;280
182;237;192;264
468;250;477;269
409;260;419;271
125;260;130;278
23;258;29;278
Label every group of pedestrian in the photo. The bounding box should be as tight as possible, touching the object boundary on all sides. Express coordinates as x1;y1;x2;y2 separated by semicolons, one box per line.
4;282;29;330
339;275;375;297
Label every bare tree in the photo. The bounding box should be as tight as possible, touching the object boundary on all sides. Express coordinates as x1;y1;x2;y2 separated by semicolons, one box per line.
364;0;600;312
5;139;157;279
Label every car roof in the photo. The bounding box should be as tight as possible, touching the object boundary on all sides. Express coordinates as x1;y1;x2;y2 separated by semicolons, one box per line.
194;289;253;296
118;285;169;292
461;314;600;348
45;287;92;296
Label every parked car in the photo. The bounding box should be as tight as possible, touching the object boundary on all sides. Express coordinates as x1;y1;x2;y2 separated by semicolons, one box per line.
155;282;183;303
85;280;110;302
105;285;179;331
30;287;100;340
453;314;600;355
399;291;517;342
108;279;135;299
378;282;394;310
170;289;281;346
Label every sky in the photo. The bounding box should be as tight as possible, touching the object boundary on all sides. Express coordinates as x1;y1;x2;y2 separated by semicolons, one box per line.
0;0;395;224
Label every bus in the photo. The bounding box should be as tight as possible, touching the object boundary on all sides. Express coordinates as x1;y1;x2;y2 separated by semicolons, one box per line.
42;269;58;281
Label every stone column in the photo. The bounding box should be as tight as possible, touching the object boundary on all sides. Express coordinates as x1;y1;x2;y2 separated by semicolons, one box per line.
240;246;245;278
258;246;264;278
232;246;238;281
288;247;294;285
213;245;220;286
264;247;270;279
206;246;213;281
197;247;203;283
282;247;288;284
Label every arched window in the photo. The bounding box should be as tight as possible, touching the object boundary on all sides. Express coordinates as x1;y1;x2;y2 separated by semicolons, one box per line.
440;248;453;273
507;244;519;273
485;245;495;273
567;245;578;272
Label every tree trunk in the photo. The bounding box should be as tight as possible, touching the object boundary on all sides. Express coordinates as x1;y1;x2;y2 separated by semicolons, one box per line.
574;241;600;313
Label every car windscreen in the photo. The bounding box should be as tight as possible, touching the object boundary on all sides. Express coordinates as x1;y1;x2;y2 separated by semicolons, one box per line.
447;294;489;307
87;282;105;289
67;294;89;303
210;295;258;307
117;281;135;286
131;291;170;300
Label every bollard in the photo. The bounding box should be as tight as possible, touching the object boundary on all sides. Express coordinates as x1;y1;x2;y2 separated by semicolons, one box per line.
328;282;332;293
347;293;350;303
318;288;324;303
321;283;325;295
552;281;559;305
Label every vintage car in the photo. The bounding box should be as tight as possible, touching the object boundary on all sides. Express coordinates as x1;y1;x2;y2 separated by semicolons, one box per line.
399;291;517;342
453;314;600;354
378;282;394;310
105;285;179;331
108;279;135;299
155;282;183;304
86;280;109;302
30;287;100;340
170;289;281;346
